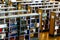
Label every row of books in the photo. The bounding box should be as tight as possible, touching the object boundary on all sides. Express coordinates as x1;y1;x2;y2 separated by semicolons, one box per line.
0;16;39;39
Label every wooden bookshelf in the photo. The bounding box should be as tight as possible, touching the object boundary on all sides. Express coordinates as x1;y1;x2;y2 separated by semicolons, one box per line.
49;11;60;36
39;8;60;32
38;9;43;32
28;3;60;32
49;12;56;36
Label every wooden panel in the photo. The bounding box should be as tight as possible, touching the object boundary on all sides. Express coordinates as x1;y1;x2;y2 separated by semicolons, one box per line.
49;12;56;35
17;4;22;14
18;4;22;10
28;6;32;13
38;9;43;31
2;0;5;4
8;1;12;6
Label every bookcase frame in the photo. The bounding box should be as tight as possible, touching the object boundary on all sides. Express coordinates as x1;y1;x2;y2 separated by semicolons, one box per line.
0;9;40;40
49;11;60;36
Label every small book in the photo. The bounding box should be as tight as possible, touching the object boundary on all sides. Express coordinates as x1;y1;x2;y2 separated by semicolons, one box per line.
0;28;2;32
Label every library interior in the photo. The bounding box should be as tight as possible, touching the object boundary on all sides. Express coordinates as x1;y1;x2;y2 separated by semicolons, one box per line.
0;0;60;40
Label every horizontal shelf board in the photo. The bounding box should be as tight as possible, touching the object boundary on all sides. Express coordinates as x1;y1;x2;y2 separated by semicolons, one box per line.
21;1;59;5
30;4;60;7
40;7;60;10
0;13;39;19
12;1;32;2
0;4;5;6
53;11;60;13
0;7;16;9
0;10;27;13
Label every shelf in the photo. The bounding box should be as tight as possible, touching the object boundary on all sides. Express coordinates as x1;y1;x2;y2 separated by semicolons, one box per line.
0;4;40;39
0;10;27;13
0;7;16;10
12;1;32;3
0;4;5;6
0;13;39;19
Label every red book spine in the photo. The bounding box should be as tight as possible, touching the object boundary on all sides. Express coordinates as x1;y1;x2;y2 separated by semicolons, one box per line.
0;28;2;32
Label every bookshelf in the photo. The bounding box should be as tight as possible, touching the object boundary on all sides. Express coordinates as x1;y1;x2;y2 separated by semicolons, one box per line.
0;9;27;40
21;1;59;5
30;4;60;11
11;1;59;10
12;1;32;10
20;1;59;10
0;24;7;39
19;13;40;40
49;11;60;36
0;13;40;40
29;4;60;31
39;7;60;31
0;7;16;11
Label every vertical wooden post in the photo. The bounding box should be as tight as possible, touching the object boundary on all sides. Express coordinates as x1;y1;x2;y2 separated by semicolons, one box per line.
18;3;22;10
49;12;56;36
1;0;5;7
38;9;43;31
8;0;12;6
2;0;5;4
17;3;22;14
28;6;31;13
